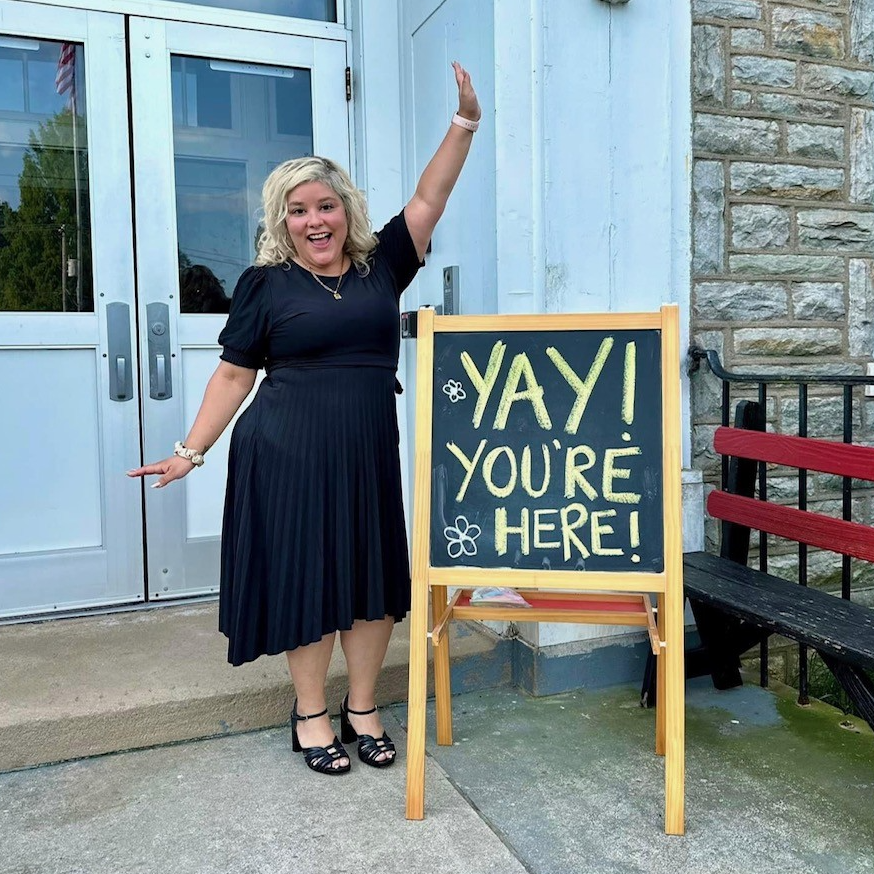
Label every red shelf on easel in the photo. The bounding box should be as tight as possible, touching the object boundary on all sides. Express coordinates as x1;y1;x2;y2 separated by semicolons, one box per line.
455;593;647;614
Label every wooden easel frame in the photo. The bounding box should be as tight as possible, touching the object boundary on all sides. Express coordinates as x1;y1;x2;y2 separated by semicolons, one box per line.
404;306;685;836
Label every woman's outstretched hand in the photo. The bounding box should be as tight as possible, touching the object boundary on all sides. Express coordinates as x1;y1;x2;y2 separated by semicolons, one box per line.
452;61;481;123
127;456;195;489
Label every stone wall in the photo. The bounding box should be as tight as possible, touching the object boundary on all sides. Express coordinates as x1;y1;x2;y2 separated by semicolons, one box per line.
690;0;874;586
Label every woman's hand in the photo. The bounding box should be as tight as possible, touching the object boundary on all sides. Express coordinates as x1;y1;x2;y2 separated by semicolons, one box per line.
127;456;196;489
125;360;256;489
453;61;481;122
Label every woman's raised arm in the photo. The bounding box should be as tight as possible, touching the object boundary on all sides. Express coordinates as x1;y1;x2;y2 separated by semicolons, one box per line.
404;61;481;261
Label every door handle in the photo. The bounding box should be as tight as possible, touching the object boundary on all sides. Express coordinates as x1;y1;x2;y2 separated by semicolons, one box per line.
156;354;166;397
106;302;133;402
116;356;126;398
147;303;173;400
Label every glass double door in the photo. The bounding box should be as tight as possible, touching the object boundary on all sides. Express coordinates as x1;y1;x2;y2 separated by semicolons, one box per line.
0;2;348;617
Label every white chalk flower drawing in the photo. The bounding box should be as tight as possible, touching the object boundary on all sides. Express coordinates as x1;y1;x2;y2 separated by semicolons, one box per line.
444;515;481;559
442;378;467;403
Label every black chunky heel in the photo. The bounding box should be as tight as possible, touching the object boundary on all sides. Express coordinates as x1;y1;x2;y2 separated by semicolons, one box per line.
291;701;350;775
340;694;396;768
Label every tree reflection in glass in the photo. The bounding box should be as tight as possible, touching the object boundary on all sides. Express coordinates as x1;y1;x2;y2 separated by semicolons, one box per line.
0;39;91;313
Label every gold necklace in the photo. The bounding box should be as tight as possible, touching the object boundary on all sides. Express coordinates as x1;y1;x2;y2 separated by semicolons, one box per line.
305;260;346;300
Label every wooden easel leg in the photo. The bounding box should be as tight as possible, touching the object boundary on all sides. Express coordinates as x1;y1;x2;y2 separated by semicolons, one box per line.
405;303;434;821
432;586;453;746
664;591;686;836
655;594;666;757
405;575;429;820
659;302;685;835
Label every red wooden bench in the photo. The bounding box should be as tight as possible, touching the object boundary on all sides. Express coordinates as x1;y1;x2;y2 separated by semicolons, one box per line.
683;401;874;729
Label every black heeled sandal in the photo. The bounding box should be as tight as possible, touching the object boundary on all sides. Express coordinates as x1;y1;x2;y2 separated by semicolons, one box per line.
291;701;351;775
340;694;397;768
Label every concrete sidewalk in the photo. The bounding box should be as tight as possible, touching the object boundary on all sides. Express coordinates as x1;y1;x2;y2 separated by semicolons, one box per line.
417;682;874;874
2;679;872;874
0;708;525;874
0;602;508;771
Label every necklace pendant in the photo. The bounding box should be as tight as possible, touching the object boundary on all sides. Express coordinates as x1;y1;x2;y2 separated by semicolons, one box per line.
333;291;342;300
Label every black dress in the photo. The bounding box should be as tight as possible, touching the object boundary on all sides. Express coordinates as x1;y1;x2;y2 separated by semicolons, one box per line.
217;211;422;666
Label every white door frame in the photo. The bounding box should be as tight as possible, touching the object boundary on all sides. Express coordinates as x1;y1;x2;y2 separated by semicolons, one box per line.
4;0;348;35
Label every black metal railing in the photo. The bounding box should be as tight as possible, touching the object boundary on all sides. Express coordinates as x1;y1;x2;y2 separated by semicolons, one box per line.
689;346;874;704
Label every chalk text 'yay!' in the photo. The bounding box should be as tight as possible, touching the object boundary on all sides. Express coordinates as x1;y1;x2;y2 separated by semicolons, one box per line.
459;337;637;434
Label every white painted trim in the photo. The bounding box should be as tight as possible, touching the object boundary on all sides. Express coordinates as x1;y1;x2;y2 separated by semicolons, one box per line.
352;0;410;523
397;0;416;249
494;0;539;315
671;0;693;468
530;0;546;315
5;0;347;38
348;0;404;226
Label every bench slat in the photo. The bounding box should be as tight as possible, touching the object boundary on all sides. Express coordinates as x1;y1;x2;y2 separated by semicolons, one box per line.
708;490;874;563
684;551;874;670
714;427;874;482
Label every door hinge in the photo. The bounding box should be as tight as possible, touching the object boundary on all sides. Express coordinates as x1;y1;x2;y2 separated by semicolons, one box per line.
345;66;352;101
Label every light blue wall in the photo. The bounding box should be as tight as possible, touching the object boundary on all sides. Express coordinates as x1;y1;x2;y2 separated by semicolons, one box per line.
399;0;498;316
392;0;693;651
543;0;688;315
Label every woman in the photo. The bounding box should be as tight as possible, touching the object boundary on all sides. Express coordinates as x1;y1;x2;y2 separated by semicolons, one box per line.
128;62;480;775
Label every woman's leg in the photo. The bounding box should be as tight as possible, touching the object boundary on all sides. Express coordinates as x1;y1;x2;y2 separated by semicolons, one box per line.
339;616;395;760
286;632;349;768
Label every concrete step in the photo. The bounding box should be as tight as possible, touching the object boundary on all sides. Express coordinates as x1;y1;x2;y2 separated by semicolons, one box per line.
0;603;508;772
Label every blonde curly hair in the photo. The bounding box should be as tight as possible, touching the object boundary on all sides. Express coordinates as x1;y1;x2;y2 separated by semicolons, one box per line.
254;156;377;273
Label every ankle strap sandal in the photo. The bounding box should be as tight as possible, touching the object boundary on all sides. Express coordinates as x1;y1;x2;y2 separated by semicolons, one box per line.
291;701;350;775
339;694;397;769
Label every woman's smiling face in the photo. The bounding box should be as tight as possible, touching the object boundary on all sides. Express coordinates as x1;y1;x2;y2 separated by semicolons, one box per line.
285;181;349;274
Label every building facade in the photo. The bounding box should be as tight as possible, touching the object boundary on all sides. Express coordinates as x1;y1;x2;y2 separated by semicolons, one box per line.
7;0;871;690
0;0;692;638
4;0;872;686
690;0;874;596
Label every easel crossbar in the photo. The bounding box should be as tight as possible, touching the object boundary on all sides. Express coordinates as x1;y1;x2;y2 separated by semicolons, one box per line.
427;567;666;593
437;589;661;654
432;313;663;332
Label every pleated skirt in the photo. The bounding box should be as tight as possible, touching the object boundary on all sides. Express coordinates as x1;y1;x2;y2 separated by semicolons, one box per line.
218;365;411;666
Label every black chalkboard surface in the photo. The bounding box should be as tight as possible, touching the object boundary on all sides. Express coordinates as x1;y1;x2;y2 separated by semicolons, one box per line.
429;329;664;573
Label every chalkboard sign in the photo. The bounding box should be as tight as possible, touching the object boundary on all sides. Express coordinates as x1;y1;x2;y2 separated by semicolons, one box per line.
429;329;664;573
405;308;685;831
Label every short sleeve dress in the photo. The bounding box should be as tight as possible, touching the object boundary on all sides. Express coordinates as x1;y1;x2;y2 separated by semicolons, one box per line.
217;210;422;666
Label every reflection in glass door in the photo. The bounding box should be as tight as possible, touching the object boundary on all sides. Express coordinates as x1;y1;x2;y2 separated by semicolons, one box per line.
0;4;143;617
130;20;348;600
171;55;314;310
0;39;91;313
